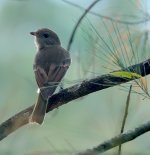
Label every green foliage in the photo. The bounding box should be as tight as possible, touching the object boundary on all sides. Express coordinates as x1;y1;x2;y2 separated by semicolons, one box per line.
111;71;142;79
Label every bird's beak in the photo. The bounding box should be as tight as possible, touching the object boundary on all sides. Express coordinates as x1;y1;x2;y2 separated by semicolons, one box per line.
30;32;36;36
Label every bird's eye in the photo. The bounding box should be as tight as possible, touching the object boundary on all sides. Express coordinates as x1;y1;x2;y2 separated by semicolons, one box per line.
43;33;49;38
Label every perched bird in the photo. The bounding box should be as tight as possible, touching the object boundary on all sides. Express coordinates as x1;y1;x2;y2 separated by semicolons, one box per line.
29;28;71;124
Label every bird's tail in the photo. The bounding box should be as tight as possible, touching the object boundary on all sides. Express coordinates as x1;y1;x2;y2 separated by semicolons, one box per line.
29;93;47;124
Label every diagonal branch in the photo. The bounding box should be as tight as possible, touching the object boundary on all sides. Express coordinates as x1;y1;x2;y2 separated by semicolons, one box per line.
77;120;150;155
0;58;150;141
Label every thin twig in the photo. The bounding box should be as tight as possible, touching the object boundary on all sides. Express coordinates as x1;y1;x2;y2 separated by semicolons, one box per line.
67;0;102;51
63;0;150;25
118;85;132;155
77;120;150;155
0;58;150;141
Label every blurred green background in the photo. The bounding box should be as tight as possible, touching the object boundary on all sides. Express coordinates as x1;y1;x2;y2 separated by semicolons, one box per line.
0;0;150;154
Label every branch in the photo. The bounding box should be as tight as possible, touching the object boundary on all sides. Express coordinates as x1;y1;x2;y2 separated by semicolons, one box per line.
77;120;150;155
67;0;102;51
0;58;150;141
63;0;150;25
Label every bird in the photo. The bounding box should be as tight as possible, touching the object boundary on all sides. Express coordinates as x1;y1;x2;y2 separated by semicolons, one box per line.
29;28;71;124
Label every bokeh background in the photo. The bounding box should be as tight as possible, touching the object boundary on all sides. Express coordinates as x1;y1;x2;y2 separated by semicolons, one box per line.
0;0;150;154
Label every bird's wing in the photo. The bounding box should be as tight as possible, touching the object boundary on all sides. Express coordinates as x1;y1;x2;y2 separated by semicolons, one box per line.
44;58;71;98
34;57;71;100
34;66;48;88
47;57;71;83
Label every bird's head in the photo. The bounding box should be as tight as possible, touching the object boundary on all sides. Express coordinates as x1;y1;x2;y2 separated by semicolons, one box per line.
30;28;61;49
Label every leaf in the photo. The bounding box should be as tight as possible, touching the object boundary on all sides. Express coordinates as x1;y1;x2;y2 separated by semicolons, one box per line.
111;71;142;79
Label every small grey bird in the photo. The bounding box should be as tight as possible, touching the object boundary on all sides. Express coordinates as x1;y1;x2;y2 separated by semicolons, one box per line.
29;28;71;124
